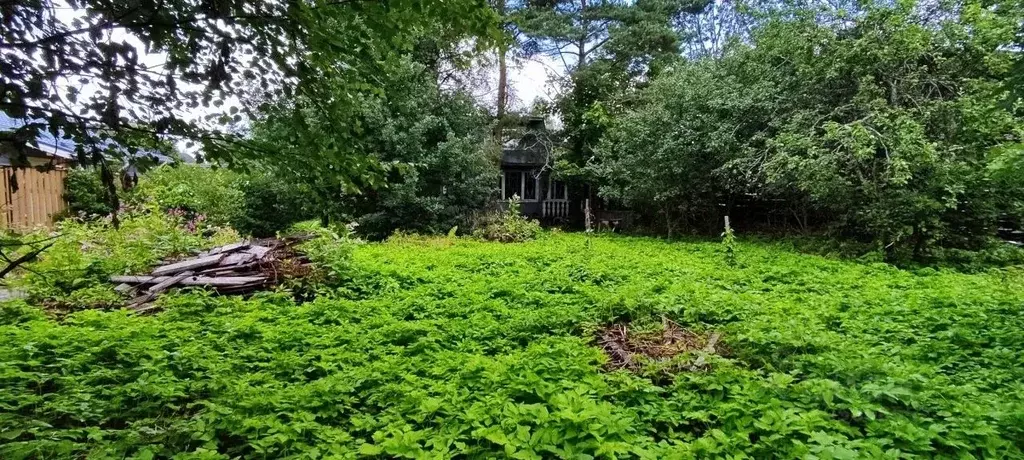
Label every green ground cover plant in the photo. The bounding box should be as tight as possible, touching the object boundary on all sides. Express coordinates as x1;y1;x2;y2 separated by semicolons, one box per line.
1;232;1022;458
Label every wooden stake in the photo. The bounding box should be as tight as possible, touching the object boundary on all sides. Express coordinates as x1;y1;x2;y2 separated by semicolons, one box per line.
585;198;592;232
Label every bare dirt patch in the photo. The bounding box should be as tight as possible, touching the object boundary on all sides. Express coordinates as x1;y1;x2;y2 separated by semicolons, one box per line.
598;318;724;372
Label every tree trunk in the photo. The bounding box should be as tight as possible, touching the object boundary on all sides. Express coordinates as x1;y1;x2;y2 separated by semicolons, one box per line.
578;0;588;67
494;0;508;141
497;41;508;119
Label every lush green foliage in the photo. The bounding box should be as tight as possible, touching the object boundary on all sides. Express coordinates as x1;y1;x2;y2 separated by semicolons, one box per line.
230;174;312;238
988;142;1024;227
2;0;497;193
336;60;497;239
473;199;544;242
132;165;243;227
62;168;115;218
594;1;1024;253
249;58;498;239
2;232;1022;457
130;165;312;237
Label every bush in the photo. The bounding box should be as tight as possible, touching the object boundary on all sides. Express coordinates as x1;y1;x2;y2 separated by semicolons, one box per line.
132;164;243;226
62;168;114;218
297;223;357;282
229;174;310;237
472;198;542;242
248;58;496;240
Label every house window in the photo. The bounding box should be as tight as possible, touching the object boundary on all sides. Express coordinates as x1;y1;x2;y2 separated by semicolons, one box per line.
548;178;567;200
503;171;521;200
523;173;537;200
502;171;539;201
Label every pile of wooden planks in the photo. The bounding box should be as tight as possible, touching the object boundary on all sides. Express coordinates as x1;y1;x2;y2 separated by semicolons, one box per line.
110;236;312;313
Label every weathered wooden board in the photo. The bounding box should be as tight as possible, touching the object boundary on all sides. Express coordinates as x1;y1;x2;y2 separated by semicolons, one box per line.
151;254;226;276
245;245;272;260
209;242;250;255
147;270;195;295
126;292;156;310
113;283;135;292
219;252;255;266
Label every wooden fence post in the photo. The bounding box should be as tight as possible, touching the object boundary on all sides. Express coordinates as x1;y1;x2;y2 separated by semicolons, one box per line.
585;198;592;232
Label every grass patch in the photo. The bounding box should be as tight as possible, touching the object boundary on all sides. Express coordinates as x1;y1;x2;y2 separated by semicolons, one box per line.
1;233;1022;458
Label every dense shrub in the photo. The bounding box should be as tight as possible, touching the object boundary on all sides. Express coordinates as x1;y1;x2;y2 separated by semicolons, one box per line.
132;164;243;226
61;168;114;218
296;222;357;282
229;174;311;237
593;3;1024;257
344;73;497;239
249;58;497;240
472;199;543;242
1;233;1022;457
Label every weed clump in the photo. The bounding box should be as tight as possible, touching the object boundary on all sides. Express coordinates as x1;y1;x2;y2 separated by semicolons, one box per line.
599;318;724;373
473;198;542;242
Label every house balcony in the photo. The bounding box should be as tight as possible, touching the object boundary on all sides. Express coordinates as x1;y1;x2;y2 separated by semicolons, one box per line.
543;200;569;218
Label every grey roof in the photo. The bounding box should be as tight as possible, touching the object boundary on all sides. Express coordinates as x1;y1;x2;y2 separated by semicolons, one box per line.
501;116;551;167
502;148;548;166
0;112;174;165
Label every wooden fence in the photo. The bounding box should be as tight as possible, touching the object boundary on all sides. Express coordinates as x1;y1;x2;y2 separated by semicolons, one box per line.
0;166;68;231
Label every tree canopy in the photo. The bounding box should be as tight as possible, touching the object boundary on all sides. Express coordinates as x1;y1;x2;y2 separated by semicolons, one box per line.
591;0;1024;257
1;0;498;175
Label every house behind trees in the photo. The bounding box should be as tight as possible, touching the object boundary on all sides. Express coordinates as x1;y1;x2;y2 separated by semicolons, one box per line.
499;116;571;221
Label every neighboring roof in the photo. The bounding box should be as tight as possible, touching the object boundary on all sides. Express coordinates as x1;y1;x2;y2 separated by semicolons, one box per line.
0;112;175;165
0;113;77;161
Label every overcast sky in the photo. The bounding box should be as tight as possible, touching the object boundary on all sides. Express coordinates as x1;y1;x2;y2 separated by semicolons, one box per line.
505;55;564;111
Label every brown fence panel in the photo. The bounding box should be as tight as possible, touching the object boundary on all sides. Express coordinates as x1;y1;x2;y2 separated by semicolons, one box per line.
1;166;67;231
0;170;8;229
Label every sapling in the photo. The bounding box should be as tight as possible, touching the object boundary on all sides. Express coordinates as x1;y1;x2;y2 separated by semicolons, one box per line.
722;215;737;267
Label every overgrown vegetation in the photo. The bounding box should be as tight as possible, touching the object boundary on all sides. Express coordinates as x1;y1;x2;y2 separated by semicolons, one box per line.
472;198;543;242
583;1;1024;258
229;174;311;238
247;56;498;240
4;1;1024;457
132;165;243;227
7;207;238;312
61;168;114;219
1;232;1022;457
122;165;309;238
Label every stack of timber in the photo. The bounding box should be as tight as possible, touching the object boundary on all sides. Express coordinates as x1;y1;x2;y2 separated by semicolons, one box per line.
110;236;312;313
